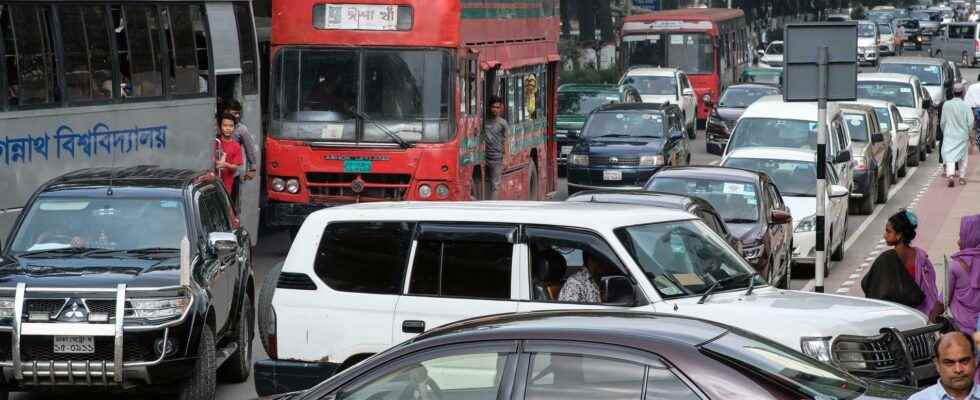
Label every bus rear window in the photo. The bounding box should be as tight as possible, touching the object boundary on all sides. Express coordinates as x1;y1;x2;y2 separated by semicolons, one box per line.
625;33;715;74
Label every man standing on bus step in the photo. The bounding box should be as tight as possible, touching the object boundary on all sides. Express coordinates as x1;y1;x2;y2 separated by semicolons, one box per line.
484;96;508;200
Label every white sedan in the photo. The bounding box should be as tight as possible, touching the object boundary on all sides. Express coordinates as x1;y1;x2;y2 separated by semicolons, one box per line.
722;148;850;265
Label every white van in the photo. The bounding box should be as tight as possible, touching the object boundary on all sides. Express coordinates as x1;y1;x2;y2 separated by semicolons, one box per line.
254;201;940;395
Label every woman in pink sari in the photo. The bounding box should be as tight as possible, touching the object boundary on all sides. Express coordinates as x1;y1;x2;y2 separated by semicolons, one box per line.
949;214;980;335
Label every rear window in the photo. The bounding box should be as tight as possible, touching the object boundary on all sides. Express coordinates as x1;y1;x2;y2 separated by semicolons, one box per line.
844;113;869;142
949;25;977;39
314;222;416;294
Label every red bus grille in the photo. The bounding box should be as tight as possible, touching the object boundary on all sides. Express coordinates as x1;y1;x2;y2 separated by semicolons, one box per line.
306;173;411;202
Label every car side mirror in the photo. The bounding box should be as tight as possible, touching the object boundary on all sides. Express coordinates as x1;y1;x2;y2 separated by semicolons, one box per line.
833;150;852;163
601;276;637;306
897;122;910;132
208;232;238;257
756;49;765;57
829;184;850;198
871;132;884;142
770;210;792;225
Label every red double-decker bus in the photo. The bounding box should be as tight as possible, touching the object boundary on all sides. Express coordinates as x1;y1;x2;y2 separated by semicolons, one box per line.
621;8;750;123
264;0;560;229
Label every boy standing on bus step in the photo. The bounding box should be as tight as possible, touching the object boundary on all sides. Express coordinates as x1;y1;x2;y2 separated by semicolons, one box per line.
484;96;508;200
216;113;244;206
224;99;257;182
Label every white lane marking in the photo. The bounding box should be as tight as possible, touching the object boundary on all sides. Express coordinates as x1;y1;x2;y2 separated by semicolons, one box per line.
865;257;876;262
849;273;860;279
874;244;885;250
837;288;851;293
802;166;919;291
869;250;881;256
861;262;870;267
842;280;855;286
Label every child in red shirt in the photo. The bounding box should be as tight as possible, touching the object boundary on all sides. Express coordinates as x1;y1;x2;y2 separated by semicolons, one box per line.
215;113;243;196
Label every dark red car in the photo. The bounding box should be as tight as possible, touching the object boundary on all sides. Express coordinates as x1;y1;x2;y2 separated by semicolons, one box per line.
646;166;793;288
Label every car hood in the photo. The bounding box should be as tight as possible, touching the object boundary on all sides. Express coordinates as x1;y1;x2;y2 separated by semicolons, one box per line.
557;115;586;131
896;106;924;122
858;37;877;47
0;256;181;289
639;94;678;104
713;107;745;121
580;139;665;155
726;222;764;243
924;85;944;102
661;287;928;350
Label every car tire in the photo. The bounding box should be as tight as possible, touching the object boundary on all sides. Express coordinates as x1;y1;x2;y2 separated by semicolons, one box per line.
831;231;845;262
257;261;283;356
876;170;889;204
898;157;908;177
920;145;928;160
218;292;253;383
178;325;216;400
687;122;696;139
908;146;921;166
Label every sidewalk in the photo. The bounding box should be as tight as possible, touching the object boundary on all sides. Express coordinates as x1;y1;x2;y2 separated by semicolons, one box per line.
914;151;980;297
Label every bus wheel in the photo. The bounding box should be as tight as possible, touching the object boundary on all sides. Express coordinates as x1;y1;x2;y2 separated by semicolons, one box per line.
527;161;540;201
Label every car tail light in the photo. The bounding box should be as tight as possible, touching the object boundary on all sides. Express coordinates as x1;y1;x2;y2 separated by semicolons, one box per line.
261;307;278;359
975;39;979;51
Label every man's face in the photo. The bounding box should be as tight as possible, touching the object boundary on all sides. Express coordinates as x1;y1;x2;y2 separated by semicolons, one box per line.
935;337;976;392
490;102;504;117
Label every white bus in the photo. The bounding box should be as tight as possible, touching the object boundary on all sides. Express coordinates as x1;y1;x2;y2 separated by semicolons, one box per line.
0;0;263;244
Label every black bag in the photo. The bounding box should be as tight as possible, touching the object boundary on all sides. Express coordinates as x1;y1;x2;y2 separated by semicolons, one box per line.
861;249;925;308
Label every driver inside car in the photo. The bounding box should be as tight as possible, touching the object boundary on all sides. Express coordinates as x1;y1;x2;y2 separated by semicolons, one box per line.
558;252;619;304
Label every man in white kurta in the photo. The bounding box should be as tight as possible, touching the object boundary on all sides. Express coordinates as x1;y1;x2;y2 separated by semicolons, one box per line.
941;84;974;186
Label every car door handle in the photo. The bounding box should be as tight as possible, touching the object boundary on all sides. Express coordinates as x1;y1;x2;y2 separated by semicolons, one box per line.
402;320;425;334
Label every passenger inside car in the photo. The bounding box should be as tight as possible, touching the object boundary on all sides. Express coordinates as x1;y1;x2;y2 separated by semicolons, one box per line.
531;248;568;301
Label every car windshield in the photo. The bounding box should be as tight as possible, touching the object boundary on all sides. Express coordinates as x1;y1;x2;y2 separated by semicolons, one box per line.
857;81;917;107
719;86;779;108
844;113;870;142
273;48;452;143
624;33;715;74
583;111;666;138
878;24;893;34
701;331;867;399
879;63;942;85
728;118;817;152
621;75;676;96
616;220;762;299
911;11;941;21
8;197;187;255
723;158;817;196
874;107;893;132
858;23;876;37
765;43;783;55
646;178;760;222
558;91;620;115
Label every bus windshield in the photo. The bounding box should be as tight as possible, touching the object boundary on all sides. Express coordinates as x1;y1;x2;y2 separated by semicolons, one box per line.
625;33;715;74
273;48;452;143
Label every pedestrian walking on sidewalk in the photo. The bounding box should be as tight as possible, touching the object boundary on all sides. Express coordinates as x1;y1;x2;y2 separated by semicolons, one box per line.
943;84;974;186
908;332;980;400
948;215;980;335
863;209;945;322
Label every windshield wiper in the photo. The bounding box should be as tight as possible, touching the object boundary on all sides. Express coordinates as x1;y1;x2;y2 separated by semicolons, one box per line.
698;272;755;304
594;134;632;138
780;192;814;197
84;247;179;256
14;247;100;259
349;109;413;149
744;272;762;296
724;218;758;223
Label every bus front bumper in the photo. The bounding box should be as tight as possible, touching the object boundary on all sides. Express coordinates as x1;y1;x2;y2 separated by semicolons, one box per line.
265;202;338;228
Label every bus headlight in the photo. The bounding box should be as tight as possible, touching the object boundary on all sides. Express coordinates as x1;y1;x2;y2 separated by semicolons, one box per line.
435;184;450;198
271;177;286;192
0;298;14;319
418;184;432;198
286;178;301;194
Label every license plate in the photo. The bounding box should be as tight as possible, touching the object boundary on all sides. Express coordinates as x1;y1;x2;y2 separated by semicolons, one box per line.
343;160;372;173
53;336;94;354
603;170;622;181
561;146;573;154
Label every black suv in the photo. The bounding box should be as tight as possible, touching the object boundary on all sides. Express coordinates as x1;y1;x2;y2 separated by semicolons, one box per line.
0;166;254;399
566;103;690;194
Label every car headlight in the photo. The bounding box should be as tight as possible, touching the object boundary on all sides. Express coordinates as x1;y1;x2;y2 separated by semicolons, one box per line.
639;155;664;167
285;178;300;194
271;177;286;192
800;336;833;363
129;296;191;321
904;118;921;129
795;214;816;233
852;155;868;171
741;243;765;260
0;298;14;319
569;154;589;167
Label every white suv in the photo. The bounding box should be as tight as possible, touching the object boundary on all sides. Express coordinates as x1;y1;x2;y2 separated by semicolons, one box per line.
255;201;939;396
857;73;933;166
619;67;697;137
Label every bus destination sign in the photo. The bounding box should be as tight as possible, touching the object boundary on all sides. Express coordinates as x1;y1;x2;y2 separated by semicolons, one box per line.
323;4;399;31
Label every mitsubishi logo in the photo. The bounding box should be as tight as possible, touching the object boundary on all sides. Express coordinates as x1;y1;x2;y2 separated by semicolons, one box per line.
59;299;88;322
609;157;619;164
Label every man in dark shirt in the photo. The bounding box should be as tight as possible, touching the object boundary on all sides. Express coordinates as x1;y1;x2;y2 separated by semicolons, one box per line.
484;96;508;199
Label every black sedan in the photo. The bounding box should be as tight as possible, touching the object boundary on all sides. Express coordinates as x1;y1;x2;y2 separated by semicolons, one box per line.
567;103;690;194
646;166;793;288
269;310;916;400
705;84;780;155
